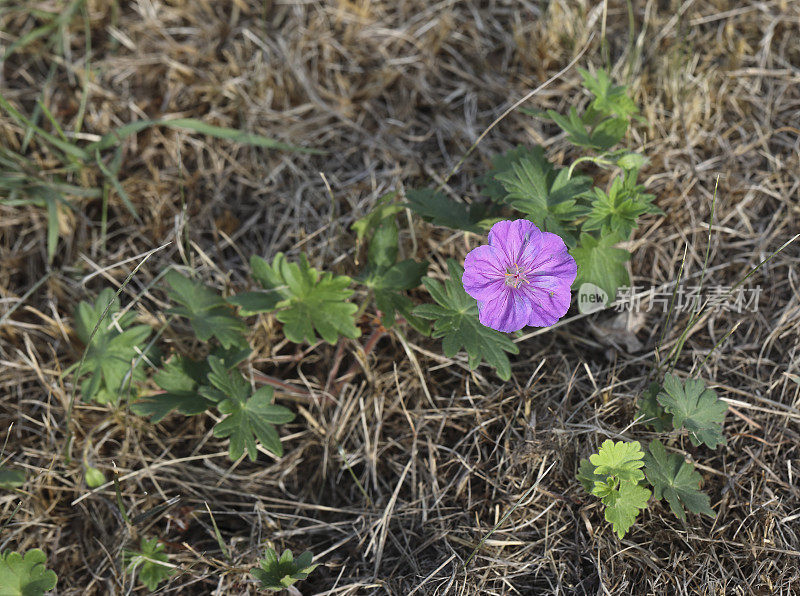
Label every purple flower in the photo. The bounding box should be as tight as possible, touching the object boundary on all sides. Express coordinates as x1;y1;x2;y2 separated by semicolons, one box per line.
462;219;577;332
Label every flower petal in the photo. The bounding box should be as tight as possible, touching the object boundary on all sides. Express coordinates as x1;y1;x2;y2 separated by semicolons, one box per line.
462;245;506;302
478;288;529;333
488;219;542;265
521;232;577;285
519;279;572;327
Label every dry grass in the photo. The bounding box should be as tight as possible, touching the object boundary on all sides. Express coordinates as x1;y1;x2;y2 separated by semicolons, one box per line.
2;0;800;594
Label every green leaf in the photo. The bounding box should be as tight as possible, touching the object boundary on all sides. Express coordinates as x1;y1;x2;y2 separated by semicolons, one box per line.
579;68;638;121
0;549;57;595
570;232;630;301
589;116;628;150
351;192;404;242
74;288;152;404
251;548;318;592
123;537;175;592
164;271;248;349
657;374;728;449
494;150;590;244
374;289;430;334
131;347;250;422
636;382;672;432
367;217;399;269
412;260;519;380
203;357;295;461
479;145;545;202
643;440;715;522
589;439;646;485
601;480;651;539
577;458;604;493
404;189;494;233
132;356;213;422
354;201;430;332
229;254;360;345
378;259;429;291
360;259;430;332
0;467;25;490
547;107;595;148
616;152;648;172
84;466;106;489
581;174;659;239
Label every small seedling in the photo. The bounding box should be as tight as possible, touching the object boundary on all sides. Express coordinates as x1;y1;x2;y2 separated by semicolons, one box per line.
251;548;318;592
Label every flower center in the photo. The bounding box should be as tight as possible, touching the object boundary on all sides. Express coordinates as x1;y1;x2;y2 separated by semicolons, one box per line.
504;263;528;288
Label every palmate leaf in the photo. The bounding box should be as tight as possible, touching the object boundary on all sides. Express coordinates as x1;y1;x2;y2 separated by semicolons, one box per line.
229;253;360;345
657;374;727;449
131;347;250;422
123;537;175;592
547;107;628;151
570;232;630;301
412;260;519;380
0;549;57;596
493;150;591;245
251;548;318;592
164;271;248;349
74;288;152;404
404;189;496;234
601;480;651;539
579;440;651;538
579;67;638;121
636;382;672;432
201;357;295;461
644;440;715;522
479;145;544;202
589;439;646;485
581;174;660;239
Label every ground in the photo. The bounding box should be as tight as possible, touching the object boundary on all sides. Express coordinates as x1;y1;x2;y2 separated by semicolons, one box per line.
1;1;800;594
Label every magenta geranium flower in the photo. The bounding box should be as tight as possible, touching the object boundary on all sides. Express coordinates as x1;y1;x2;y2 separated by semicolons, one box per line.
462;219;577;332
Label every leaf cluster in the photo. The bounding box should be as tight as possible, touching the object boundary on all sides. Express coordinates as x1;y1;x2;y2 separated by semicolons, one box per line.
251;548;318;592
228;253;360;345
133;350;292;461
165;271;248;349
412;260;519;380
123;537;175;592
352;193;430;333
545;68;639;151
577;440;650;539
637;374;728;449
578;433;720;537
73;288;153;404
0;549;57;596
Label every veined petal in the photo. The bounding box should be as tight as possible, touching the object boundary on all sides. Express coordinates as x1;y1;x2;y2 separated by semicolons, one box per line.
478;288;529;333
519;280;572;327
462;244;506;302
488;219;542;265
521;232;577;285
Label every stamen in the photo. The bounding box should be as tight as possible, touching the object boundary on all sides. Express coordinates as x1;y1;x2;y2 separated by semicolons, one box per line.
504;263;529;288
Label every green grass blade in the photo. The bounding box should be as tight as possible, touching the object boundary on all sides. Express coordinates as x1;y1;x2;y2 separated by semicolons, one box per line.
44;191;59;262
160;118;322;153
85;118;322;154
0;94;89;161
95;149;140;220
